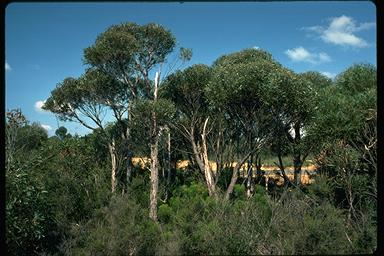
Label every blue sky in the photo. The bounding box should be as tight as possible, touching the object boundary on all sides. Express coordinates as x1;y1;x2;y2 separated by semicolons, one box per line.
5;2;376;136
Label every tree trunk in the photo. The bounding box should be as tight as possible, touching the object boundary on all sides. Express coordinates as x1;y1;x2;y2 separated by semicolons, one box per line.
293;122;302;186
277;151;290;186
165;127;171;201
108;139;117;193
149;125;159;221
149;71;160;221
201;118;217;197
246;162;253;198
293;153;302;185
190;139;216;197
225;151;253;200
126;104;133;186
188;119;217;197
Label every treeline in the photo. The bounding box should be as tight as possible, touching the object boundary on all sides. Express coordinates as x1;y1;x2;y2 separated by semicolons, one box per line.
5;22;376;255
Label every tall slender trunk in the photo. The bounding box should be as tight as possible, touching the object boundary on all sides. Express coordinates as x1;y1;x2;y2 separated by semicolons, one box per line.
126;104;133;186
166;128;171;200
189;118;217;197
246;160;253;198
108;139;117;193
214;123;223;186
246;132;254;197
149;123;159;221
149;71;160;221
293;122;302;185
201;118;217;197
190;134;216;197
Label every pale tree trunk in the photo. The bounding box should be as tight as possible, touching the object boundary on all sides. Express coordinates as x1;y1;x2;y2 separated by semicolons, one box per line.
225;151;253;200
246;160;254;198
293;122;302;186
189;118;217;197
108;138;117;193
246;132;255;197
126;104;133;186
201;118;217;197
149;127;159;221
165;127;171;200
190;138;216;197
149;71;160;221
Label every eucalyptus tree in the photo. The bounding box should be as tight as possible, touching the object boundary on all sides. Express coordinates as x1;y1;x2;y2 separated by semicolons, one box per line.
208;48;280;198
260;66;317;186
162;64;219;196
265;71;331;185
308;64;377;222
84;22;190;221
308;64;376;147
44;69;125;193
163;49;285;199
46;22;188;220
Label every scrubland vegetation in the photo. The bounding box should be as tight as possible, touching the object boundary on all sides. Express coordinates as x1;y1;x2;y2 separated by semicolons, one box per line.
6;22;376;255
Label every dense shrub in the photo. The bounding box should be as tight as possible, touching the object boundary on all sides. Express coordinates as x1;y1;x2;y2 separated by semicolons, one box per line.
6;163;56;255
62;195;161;255
62;180;377;255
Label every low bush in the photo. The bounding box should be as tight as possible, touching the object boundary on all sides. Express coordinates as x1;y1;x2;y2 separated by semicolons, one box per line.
62;195;161;255
60;179;375;255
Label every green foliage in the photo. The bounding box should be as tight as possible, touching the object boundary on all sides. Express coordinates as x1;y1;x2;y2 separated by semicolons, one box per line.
212;47;273;67
161;64;212;119
309;87;372;145
215;167;233;191
83;22;176;85
6;110;48;167
300;71;332;89
15;135;112;254
126;169;151;207
6;39;377;256
55;126;72;140
293;201;352;254
64;183;374;255
335;63;376;95
130;98;176;129
305;174;334;202
43;77;81;121
179;47;193;62
43;69;124;126
309;63;376;146
232;184;246;200
6;108;28;127
17;122;48;150
63;195;161;255
6;163;55;255
158;204;172;223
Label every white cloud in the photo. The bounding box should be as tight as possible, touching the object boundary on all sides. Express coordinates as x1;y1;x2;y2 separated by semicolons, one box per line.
35;100;47;112
252;46;260;49
285;46;331;64
304;15;375;48
5;62;11;71
318;52;331;62
41;124;52;131
320;71;337;79
355;22;376;31
322;31;367;47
